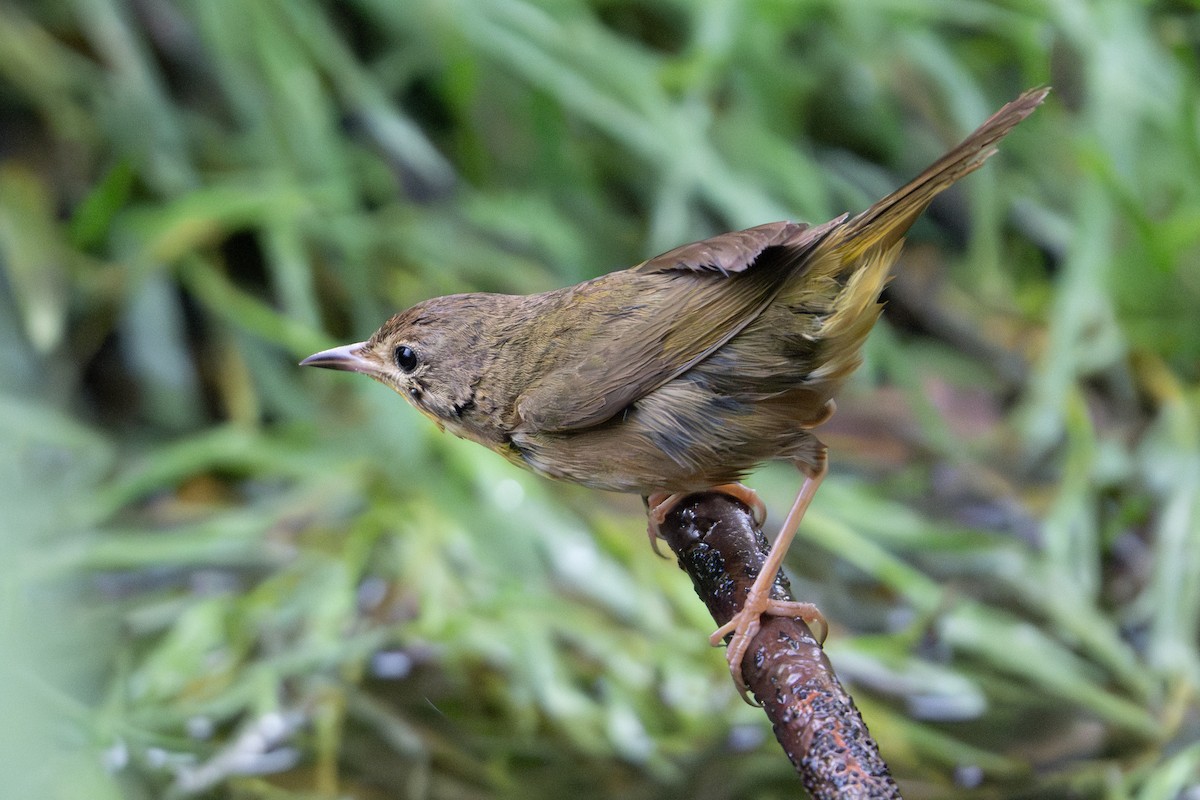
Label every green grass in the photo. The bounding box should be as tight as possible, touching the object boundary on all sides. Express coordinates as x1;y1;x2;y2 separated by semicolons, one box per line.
1;1;1198;798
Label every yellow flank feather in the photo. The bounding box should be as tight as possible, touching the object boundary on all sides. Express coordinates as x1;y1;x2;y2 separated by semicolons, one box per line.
798;87;1049;394
808;242;902;385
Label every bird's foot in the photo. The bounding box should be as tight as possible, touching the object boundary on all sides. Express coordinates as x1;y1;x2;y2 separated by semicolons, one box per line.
645;484;767;559
711;593;828;705
645;491;683;558
705;483;767;527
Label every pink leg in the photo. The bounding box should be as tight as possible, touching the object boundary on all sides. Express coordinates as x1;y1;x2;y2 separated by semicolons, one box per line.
711;455;829;703
646;484;767;558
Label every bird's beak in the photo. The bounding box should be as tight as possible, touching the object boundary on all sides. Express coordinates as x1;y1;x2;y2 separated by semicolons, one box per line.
300;342;373;373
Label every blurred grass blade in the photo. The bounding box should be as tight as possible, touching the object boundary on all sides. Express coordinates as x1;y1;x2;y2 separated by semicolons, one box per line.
0;166;70;352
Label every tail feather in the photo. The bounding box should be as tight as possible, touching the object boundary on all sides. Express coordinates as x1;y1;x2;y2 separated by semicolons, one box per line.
800;87;1046;399
832;87;1049;264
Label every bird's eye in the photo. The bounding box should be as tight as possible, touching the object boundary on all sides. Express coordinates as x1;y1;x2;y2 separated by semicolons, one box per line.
394;345;419;373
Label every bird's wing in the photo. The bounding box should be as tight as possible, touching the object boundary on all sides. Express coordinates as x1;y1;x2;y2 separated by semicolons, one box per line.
515;88;1049;436
634;220;807;276
514;219;843;433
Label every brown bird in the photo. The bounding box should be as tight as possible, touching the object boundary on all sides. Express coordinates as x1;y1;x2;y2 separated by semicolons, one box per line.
303;87;1047;698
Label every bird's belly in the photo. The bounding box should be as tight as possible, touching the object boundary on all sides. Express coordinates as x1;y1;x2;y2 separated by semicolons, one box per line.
510;377;827;494
511;430;724;494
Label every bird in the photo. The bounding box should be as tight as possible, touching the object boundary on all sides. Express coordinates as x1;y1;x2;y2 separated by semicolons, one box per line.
302;87;1047;699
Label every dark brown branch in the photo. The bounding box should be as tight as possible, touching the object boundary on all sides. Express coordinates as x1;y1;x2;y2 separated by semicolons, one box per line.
657;491;902;800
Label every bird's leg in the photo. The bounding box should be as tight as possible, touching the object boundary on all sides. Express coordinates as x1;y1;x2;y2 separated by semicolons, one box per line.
711;454;829;703
646;485;767;558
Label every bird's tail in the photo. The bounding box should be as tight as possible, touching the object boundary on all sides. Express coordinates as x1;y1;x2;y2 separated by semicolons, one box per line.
832;87;1048;264
802;87;1047;389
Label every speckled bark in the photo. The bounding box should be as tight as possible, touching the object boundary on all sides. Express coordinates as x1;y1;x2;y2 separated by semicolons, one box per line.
657;491;902;799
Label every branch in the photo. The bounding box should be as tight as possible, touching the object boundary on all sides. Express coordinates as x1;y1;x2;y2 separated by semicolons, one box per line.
657;491;902;800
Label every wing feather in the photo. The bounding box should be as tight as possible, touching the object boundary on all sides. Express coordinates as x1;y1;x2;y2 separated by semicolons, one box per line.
515;218;843;432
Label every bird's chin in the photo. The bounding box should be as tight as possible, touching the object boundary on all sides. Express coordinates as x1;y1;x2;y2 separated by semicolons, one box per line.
299;342;373;374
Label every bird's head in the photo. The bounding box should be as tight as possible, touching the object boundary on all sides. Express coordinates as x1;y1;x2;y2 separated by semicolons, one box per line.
301;294;502;431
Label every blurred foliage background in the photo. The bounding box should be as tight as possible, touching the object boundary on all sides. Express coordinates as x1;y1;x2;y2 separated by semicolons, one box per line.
1;0;1198;798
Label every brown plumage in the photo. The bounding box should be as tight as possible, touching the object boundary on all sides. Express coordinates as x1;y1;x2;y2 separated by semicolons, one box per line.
305;88;1045;493
303;87;1046;695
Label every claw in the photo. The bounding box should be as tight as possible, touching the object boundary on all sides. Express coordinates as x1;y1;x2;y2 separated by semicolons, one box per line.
714;597;827;704
645;486;764;559
645;491;682;559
